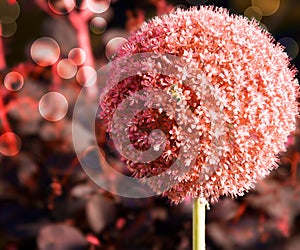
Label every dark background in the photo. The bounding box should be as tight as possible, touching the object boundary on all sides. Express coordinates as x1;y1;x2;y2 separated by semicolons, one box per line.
0;0;300;249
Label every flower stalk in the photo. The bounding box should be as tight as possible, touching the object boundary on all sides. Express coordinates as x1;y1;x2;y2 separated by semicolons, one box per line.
193;198;206;250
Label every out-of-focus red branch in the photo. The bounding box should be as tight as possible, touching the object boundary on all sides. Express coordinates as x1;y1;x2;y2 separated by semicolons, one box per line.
233;203;247;223
51;60;61;91
68;9;97;99
291;152;300;185
0;89;18;154
34;0;97;99
126;9;145;32
0;24;6;70
0;92;10;132
63;0;96;98
69;12;95;68
150;0;173;15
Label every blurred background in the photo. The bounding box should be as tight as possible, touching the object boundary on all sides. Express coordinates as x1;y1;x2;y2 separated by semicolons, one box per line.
0;0;300;249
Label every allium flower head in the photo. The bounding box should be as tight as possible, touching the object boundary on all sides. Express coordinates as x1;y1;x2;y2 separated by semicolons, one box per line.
100;6;299;204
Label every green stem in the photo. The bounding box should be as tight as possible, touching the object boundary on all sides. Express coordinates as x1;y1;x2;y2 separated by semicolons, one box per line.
193;198;206;250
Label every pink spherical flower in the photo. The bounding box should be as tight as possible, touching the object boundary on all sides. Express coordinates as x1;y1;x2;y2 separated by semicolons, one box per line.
100;6;299;204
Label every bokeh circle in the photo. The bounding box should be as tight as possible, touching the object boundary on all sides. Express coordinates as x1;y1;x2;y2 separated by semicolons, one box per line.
4;71;24;91
39;92;69;121
0;1;20;24
76;66;97;87
30;37;60;67
0;132;22;157
57;59;77;79
86;0;110;14
105;37;128;60
48;0;76;14
90;17;107;34
68;48;86;65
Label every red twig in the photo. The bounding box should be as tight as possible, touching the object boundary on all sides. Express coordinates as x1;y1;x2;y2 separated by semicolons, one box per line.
68;9;97;99
0;89;18;154
0;24;6;70
51;60;61;91
233;203;247;223
291;152;300;185
151;0;173;16
34;0;97;99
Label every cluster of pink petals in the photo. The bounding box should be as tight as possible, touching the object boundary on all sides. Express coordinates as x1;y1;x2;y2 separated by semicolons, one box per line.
100;6;299;203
